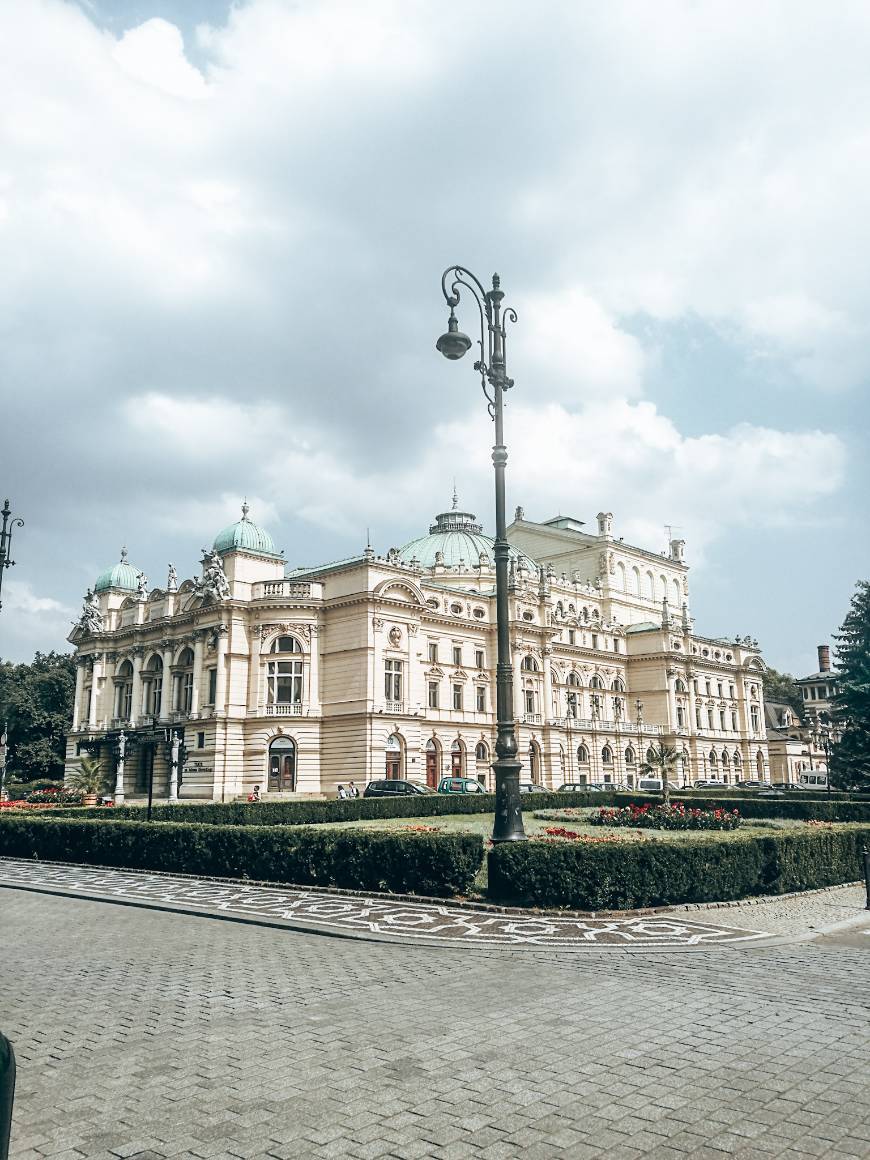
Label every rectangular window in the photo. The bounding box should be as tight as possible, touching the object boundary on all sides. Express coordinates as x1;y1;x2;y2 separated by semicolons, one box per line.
729;684;735;699
525;689;536;716
428;681;439;709
591;634;598;649
751;706;760;731
693;680;699;695
719;710;726;730
197;731;205;749
384;660;402;703
717;683;723;698
452;645;462;666
207;668;217;705
732;711;738;731
476;686;486;712
706;681;711;696
475;649;484;670
613;638;620;653
568;629;575;645
707;708;714;730
676;705;685;728
428;641;438;663
695;707;702;728
182;671;194;713
452;683;463;711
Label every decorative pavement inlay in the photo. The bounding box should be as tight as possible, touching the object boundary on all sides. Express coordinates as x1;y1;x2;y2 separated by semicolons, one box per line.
0;857;772;948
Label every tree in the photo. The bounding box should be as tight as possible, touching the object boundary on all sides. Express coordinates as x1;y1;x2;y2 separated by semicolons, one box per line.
830;580;870;791
761;666;803;719
0;651;76;781
640;743;680;807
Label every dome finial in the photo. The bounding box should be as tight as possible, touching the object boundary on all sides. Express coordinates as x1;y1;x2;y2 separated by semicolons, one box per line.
241;498;250;521
452;479;458;511
120;546;128;563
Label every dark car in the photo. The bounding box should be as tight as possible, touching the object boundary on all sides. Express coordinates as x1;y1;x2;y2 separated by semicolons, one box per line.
519;782;548;794
737;779;764;790
363;779;435;797
758;787;786;798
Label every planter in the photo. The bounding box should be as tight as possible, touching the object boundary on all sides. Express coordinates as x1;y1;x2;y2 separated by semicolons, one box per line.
82;793;99;807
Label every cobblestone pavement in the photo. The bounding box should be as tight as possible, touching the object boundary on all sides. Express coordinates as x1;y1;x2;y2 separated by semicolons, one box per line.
0;859;774;948
2;885;869;1159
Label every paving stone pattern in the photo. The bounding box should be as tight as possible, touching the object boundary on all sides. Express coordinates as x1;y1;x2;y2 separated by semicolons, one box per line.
0;859;771;948
2;889;869;1159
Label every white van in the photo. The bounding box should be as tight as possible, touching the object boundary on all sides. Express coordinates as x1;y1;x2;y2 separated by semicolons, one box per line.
638;777;680;793
798;771;829;791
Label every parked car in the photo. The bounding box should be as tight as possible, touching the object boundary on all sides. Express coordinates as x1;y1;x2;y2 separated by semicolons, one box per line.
638;777;680;793
558;782;595;792
519;782;548;794
758;788;786;798
437;777;485;795
736;779;764;790
692;779;727;789
589;781;629;792
363;779;435;797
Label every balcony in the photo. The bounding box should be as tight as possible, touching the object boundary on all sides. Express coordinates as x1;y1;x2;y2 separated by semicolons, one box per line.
252;580;317;600
385;701;405;715
521;713;542;725
261;703;304;717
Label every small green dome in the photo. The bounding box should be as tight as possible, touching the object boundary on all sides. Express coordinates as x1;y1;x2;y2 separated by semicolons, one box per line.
95;548;140;593
213;503;281;557
398;501;537;571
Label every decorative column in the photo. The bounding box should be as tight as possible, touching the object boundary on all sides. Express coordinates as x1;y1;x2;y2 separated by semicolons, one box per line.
87;655;102;730
161;643;175;719
114;729;126;804
213;625;229;711
307;623;322;715
130;651;144;726
190;632;204;715
168;731;180;801
72;660;85;731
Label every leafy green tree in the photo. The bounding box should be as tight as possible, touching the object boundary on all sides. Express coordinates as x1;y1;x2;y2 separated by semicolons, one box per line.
639;743;680;806
761;666;803;718
830;580;870;791
0;651;76;781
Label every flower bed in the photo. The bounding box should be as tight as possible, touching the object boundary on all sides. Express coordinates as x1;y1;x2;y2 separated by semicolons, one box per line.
25;786;85;806
589;802;741;831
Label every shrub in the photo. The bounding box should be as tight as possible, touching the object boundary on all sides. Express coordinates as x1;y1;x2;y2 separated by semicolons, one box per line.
488;824;870;909
589;802;742;831
0;817;484;897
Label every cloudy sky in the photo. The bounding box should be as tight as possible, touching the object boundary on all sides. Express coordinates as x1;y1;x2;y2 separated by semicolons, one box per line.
1;0;867;676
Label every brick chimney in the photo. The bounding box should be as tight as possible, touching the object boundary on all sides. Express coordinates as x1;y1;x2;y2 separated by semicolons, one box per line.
817;644;831;673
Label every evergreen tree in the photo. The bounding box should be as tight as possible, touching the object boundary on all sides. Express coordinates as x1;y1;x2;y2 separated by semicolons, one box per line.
0;651;76;781
830;580;870;791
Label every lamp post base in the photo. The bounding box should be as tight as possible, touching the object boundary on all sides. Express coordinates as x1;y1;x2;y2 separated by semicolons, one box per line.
492;758;527;842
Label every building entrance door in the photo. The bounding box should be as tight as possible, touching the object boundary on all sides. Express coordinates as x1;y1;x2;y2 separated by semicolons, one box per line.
385;733;402;779
268;737;296;792
425;740;439;787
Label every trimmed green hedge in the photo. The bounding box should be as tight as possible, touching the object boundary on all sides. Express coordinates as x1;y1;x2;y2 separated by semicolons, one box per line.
0;817;484;897
682;796;870;822
488;824;870;909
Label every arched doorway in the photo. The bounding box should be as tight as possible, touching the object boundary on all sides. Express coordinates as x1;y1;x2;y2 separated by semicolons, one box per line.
385;733;403;779
756;750;765;779
268;736;296;792
425;738;440;788
474;740;489;787
451;739;465;776
529;740;541;784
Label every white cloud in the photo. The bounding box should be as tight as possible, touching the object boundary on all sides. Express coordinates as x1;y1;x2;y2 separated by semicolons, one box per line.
112;18;208;100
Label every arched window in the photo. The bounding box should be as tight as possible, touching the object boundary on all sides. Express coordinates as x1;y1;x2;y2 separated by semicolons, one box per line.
672;578;681;607
144;655;163;717
115;659;134;720
616;561;626;591
475;741;489;762
590;674;604;690
175;647;194;713
632;566;641;595
267;637;303;707
271;635;303;654
601;745;613;765
577;744;590;764
451;739;465;776
709;749;718;769
268;735;296;792
521;655;539;672
675;678;686;694
625;746;636;765
645;570;655;599
733;751;742;768
612;676;625;692
659;575;668;602
528;740;541;783
567;671;581;687
722;750;730;767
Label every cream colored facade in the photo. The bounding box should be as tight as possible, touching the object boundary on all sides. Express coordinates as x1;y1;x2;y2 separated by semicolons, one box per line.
65;504;771;799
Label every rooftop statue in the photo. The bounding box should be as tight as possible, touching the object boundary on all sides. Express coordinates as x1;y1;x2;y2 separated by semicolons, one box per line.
195;548;231;602
78;588;103;634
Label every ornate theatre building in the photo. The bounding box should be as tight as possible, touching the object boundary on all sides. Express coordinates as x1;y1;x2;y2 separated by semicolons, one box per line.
66;499;771;801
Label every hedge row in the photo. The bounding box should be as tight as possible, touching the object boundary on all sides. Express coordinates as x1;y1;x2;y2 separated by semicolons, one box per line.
0;817;484;897
488;824;870;910
48;790;870;826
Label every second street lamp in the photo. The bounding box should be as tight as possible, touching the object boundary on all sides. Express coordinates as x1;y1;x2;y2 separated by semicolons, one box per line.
436;266;526;843
0;499;24;614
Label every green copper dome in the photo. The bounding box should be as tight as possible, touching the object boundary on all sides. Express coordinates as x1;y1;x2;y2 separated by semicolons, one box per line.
398;500;537;571
213;503;281;557
94;548;140;593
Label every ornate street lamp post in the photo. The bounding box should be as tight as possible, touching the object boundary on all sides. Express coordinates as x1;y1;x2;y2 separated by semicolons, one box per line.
436;267;526;842
819;724;832;798
0;500;24;614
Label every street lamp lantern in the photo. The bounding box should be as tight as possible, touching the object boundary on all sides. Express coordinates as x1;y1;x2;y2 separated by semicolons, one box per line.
436;265;525;842
0;499;24;614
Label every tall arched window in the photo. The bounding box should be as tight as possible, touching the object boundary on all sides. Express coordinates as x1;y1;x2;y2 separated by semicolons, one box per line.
577;743;589;764
709;749;718;771
632;566;641;595
267;636;303;707
268;735;296;792
612;677;625;692
175;647;194;713
425;738;440;788
601;745;613;765
475;741;489;762
590;674;604;690
521;655;539;672
646;747;656;763
645;571;655;599
385;733;404;779
616;561;626;591
675;679;687;694
528;740;541;783
624;746;636;765
567;671;581;687
144;655;163;717
451;739;465;775
115;659;133;720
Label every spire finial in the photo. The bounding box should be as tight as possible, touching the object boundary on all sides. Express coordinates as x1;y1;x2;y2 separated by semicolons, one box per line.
120;546;128;562
241;498;250;521
452;479;458;511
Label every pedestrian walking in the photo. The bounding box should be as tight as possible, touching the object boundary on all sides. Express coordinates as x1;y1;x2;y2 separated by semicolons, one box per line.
347;780;360;798
337;784;348;799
